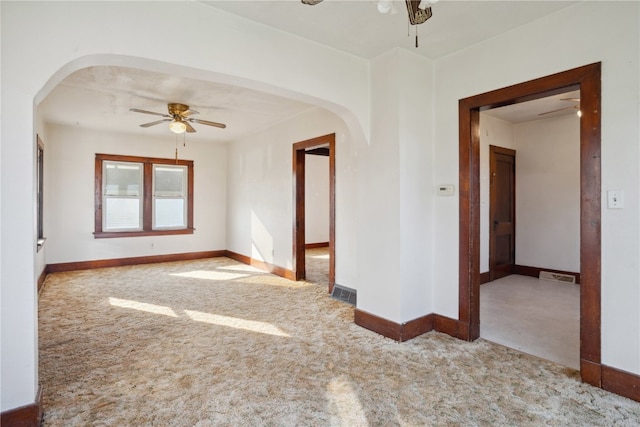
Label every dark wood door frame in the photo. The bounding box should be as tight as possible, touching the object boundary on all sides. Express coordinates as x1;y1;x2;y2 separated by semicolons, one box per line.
458;63;601;386
293;133;336;292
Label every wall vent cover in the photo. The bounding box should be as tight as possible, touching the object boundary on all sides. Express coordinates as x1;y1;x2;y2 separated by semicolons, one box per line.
331;284;357;306
539;271;576;284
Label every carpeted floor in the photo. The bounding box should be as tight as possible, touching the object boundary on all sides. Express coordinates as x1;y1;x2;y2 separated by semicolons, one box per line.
39;256;640;426
304;247;330;288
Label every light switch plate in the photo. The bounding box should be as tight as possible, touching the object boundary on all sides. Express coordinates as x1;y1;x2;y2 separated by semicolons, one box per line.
437;184;454;196
607;190;624;209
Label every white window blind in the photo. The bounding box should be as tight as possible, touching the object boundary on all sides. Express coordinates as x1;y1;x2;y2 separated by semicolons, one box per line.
153;164;187;229
103;161;143;231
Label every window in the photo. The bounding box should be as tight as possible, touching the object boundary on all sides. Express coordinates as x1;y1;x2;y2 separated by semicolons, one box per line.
103;161;143;231
37;135;46;251
95;154;194;238
153;164;187;229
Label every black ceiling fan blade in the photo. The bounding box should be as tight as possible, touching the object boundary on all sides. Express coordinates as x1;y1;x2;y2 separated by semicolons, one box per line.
189;118;226;129
140;118;171;128
184;121;197;133
130;108;171;118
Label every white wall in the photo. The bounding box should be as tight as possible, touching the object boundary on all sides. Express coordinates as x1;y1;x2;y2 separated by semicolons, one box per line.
357;49;434;322
515;114;580;272
1;1;368;411
479;114;516;273
433;2;640;373
44;124;227;264
226;106;357;285
305;154;330;245
397;50;435;321
357;50;401;321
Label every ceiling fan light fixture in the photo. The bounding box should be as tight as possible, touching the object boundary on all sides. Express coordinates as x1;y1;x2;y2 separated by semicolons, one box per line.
169;119;187;134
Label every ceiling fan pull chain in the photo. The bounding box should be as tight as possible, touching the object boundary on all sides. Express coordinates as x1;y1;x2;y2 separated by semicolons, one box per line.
415;24;419;48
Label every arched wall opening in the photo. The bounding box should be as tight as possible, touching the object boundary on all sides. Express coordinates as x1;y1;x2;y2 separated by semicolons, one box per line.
4;1;370;414
35;55;363;272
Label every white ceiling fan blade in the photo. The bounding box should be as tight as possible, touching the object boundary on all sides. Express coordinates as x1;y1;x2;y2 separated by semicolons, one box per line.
181;109;199;117
538;106;577;116
184;121;197;133
140;118;171;127
130;108;170;118
189;118;226;129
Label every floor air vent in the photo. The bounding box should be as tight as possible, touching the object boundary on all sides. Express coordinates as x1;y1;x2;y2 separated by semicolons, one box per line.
539;271;576;284
331;284;357;306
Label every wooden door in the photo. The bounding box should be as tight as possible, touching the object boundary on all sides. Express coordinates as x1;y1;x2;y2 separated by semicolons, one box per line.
489;145;516;281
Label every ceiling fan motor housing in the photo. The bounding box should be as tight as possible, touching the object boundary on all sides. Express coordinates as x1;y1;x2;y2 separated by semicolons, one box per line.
168;103;190;117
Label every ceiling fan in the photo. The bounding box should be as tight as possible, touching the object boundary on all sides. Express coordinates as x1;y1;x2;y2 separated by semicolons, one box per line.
130;103;226;134
538;97;581;117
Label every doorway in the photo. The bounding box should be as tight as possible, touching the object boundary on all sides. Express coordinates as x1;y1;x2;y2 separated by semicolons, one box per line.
293;133;336;293
458;63;601;386
489;145;516;281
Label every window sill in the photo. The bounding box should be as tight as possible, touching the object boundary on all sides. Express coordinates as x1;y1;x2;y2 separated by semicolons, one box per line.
93;228;195;239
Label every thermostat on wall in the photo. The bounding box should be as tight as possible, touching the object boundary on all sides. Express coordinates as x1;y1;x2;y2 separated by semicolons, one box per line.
437;184;455;196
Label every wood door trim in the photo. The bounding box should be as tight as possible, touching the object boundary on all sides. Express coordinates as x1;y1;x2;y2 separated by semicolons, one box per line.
293;133;336;292
458;63;601;386
489;145;516;281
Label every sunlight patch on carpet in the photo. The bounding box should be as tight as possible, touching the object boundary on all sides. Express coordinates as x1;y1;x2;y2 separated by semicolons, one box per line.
241;275;313;288
170;270;248;281
326;375;367;425
109;297;178;317
184;309;290;337
218;264;263;273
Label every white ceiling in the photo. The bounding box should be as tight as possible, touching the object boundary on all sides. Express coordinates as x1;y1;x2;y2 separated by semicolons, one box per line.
39;1;581;141
202;1;577;60
484;90;581;123
39;66;315;143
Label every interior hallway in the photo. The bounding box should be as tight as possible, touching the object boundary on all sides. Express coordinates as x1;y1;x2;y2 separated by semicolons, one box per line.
480;274;580;370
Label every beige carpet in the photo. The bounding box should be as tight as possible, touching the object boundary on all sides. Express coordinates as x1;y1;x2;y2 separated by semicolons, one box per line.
39;256;640;426
304;247;330;287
